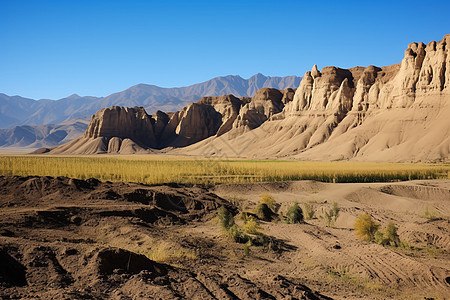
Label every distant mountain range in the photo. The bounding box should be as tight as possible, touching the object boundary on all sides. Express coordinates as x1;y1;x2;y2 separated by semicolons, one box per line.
0;74;301;129
0;73;301;148
0;119;89;149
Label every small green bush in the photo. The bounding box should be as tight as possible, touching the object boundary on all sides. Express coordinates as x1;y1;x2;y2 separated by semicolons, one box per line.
321;202;340;227
374;222;400;247
354;214;380;242
285;203;303;224
217;206;235;230
226;224;250;243
242;215;260;234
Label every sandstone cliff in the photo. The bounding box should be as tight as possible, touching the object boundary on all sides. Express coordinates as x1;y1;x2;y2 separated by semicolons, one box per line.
180;34;450;162
49;106;157;154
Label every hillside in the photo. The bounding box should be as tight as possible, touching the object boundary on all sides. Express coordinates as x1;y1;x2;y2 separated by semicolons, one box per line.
0;119;89;149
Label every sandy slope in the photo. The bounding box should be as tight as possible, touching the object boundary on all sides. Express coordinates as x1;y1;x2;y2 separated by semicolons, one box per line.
175;97;450;162
213;180;450;299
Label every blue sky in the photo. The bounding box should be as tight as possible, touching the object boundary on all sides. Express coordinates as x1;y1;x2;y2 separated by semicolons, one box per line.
1;0;449;100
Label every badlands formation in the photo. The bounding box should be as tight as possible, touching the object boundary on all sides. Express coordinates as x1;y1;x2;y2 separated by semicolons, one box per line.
45;35;450;162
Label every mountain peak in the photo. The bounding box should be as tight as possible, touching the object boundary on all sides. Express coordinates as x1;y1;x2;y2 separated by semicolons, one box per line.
65;94;81;99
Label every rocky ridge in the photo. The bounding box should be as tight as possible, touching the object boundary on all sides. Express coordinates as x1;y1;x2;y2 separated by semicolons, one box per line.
45;88;295;154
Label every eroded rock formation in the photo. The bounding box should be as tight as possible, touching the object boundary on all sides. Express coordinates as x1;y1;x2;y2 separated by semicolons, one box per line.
182;34;450;162
46;34;450;162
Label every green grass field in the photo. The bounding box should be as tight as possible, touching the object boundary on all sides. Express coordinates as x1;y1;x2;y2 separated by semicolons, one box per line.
0;155;448;185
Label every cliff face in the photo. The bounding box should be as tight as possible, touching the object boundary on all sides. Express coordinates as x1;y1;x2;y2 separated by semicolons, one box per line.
160;103;223;147
288;34;450;115
84;106;156;147
233;88;285;132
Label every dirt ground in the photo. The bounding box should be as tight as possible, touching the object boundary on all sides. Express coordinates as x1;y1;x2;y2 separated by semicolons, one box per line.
0;176;449;299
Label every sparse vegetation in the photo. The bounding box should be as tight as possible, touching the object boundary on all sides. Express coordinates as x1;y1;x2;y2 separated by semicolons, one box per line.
146;241;197;262
216;205;285;254
374;222;400;247
217;207;251;243
354;214;380;242
217;206;235;230
321;202;340;227
0;156;448;185
243;241;251;255
355;217;406;249
424;206;443;220
285;202;303;224
242;215;261;234
226;224;250;243
303;203;315;220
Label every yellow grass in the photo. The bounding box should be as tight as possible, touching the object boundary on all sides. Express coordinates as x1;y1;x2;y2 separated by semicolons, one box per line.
0;155;448;185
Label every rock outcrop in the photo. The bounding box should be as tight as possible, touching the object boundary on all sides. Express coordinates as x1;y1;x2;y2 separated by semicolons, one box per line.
160;103;223;147
49;107;157;154
233;88;285;132
197;95;242;136
84;106;157;147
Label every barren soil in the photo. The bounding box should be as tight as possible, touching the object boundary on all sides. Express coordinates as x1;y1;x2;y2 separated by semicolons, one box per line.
0;176;449;299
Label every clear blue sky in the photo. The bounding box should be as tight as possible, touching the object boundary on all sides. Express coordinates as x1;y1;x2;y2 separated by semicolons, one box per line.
1;0;449;100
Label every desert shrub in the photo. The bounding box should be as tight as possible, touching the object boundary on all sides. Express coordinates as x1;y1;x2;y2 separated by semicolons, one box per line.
374;222;400;247
331;202;340;218
321;202;340;227
226;224;250;243
354;214;380;242
303;203;315;220
242;215;261;234
285;203;303;224
217;206;235;230
256;203;274;221
260;194;277;211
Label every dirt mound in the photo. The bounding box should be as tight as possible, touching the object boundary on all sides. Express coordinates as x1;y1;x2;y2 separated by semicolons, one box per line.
92;248;167;275
213;180;326;195
0;243;330;299
379;184;450;201
0;175;231;221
